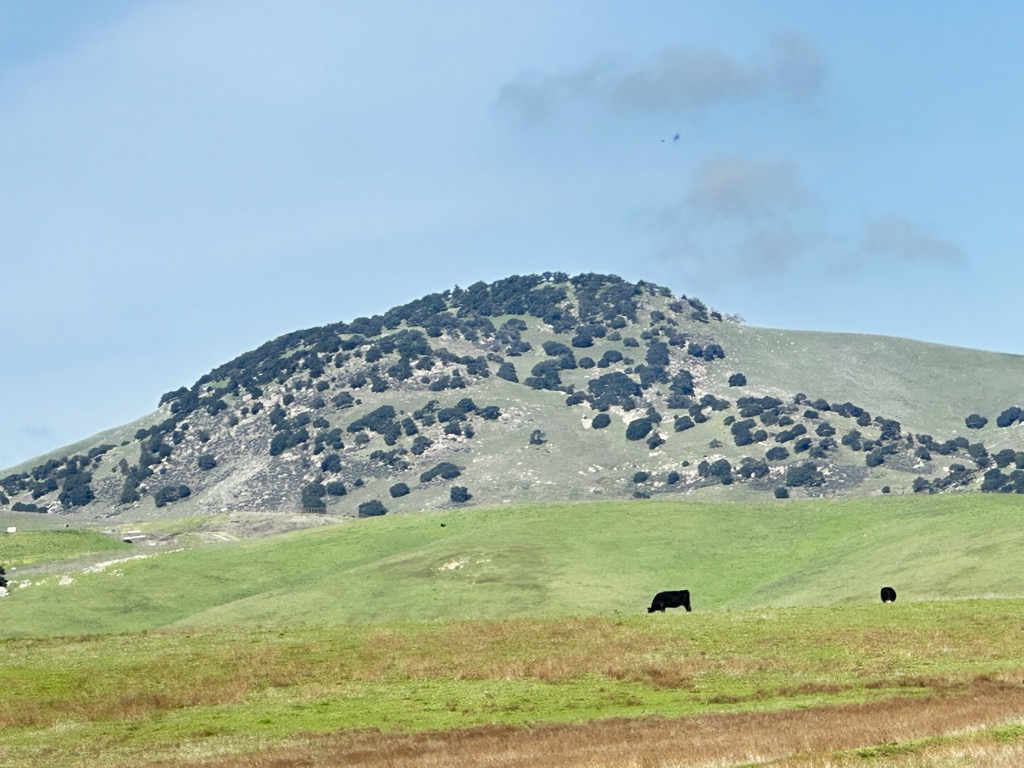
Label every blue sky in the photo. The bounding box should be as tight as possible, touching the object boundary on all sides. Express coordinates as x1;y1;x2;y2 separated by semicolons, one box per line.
2;1;1022;469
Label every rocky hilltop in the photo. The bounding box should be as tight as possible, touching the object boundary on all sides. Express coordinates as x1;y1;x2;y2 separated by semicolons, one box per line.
3;273;1024;523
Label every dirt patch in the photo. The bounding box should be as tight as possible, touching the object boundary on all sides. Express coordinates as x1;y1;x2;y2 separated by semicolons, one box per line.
154;677;1024;768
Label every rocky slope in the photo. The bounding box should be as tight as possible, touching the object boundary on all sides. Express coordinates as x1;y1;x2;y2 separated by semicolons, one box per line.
3;273;1024;525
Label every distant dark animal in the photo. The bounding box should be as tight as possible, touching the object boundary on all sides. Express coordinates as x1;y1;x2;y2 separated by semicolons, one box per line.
648;589;691;613
880;586;897;603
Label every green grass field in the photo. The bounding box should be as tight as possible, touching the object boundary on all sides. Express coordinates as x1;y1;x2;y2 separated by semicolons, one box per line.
2;601;1024;767
3;495;1024;767
2;494;1023;637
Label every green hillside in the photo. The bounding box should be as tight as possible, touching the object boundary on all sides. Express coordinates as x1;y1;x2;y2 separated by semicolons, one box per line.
2;495;1022;638
713;323;1024;439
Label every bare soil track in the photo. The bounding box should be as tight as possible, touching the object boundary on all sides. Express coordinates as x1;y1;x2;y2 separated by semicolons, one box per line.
156;677;1024;768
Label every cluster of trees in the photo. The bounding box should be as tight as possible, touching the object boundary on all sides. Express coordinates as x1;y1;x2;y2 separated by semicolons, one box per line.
11;502;46;512
157;273;710;433
587;372;642;411
687;342;725;361
2;447;111;508
731;418;768;447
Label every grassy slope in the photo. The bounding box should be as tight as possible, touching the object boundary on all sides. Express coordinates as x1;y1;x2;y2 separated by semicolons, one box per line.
711;324;1024;439
2;495;1023;637
0;529;130;567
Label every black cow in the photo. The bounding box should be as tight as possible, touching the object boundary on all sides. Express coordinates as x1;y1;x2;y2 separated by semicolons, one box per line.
880;586;897;603
648;589;691;613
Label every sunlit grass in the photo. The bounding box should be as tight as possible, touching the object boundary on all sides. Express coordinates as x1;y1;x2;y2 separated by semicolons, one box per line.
4;495;1024;637
0;529;129;567
3;600;1024;767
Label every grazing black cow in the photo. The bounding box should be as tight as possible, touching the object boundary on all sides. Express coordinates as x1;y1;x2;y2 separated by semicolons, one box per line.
880;586;897;603
648;589;691;613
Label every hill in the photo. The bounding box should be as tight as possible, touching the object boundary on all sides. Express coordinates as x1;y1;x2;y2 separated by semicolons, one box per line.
2;272;1023;531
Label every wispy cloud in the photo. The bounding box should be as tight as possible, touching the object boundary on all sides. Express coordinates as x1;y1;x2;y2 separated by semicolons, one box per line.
497;66;608;120
738;228;808;273
859;216;963;264
687;156;808;220
654;156;817;280
771;30;826;103
614;48;758;111
498;31;826;119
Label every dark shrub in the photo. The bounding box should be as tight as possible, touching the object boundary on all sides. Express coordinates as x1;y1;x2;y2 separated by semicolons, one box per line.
666;471;681;485
785;463;824;488
815;422;836;437
728;372;747;387
542;341;571;357
12;501;47;512
154;484;191;508
197;454;217;471
632;471;650;483
325;481;347;496
496;362;519;382
775;424;807;443
996;407;1022;428
59;470;94;508
592;413;611;429
450;486;472;503
530;429;546;445
301;483;327;511
625;418;653;441
525;360;563;391
793;437;813;453
994;448;1017;468
320;453;343;473
411;435;433;455
420;462;462;482
645;341;670;366
389;482;410;498
674;415;694;432
358;500;387;517
774;487;790;499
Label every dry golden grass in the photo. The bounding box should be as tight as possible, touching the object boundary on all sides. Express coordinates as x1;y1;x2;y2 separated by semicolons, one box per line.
145;677;1024;768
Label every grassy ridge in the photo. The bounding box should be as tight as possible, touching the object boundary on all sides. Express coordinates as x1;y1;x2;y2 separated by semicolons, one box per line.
711;324;1024;439
2;495;1023;637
